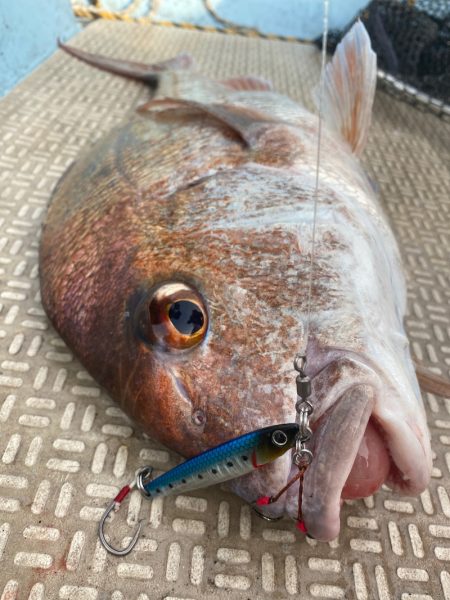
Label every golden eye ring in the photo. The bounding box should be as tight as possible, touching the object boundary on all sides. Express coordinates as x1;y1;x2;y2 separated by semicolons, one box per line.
147;282;208;351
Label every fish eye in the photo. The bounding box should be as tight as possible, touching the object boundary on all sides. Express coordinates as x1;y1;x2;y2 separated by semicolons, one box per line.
143;282;208;350
271;429;288;447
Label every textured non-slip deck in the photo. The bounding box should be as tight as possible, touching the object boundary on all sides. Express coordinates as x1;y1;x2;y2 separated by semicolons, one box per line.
0;19;449;600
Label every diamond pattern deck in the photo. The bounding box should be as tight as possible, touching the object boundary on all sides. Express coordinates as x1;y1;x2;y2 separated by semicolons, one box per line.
0;20;449;600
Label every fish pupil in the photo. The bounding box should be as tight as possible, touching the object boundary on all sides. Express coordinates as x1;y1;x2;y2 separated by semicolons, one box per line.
168;301;204;335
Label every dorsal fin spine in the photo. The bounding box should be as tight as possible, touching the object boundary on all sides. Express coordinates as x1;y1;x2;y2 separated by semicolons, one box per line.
321;21;377;156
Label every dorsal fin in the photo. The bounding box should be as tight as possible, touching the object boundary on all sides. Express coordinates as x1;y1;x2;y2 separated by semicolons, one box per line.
321;21;377;156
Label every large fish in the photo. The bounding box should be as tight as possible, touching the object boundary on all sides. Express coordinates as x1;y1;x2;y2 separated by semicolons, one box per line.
40;23;446;541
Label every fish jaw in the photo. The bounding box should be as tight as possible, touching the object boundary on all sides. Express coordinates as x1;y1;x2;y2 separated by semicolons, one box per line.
292;384;375;541
297;350;430;540
226;351;431;542
226;385;377;530
296;390;430;542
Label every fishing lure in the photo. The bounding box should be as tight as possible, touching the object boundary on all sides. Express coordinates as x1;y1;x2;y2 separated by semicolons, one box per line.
99;422;300;555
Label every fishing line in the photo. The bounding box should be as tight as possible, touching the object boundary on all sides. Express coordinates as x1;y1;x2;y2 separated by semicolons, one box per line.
276;0;330;534
254;0;331;533
302;0;329;353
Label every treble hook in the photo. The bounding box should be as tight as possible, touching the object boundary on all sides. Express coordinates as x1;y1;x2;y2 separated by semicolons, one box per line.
98;467;153;556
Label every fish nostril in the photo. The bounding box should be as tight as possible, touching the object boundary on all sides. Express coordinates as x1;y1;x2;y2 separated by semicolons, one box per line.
192;408;206;426
169;369;207;428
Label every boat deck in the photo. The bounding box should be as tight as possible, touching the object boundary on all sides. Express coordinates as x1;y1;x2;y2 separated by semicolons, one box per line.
0;19;449;599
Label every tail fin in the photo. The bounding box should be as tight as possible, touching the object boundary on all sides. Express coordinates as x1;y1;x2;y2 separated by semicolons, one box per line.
58;41;193;85
320;21;377;156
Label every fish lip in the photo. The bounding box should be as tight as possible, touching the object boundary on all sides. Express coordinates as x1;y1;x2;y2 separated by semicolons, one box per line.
375;410;432;496
286;384;375;541
283;395;430;542
227;356;379;534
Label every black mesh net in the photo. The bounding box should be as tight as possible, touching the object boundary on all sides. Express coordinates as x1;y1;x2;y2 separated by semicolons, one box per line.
321;0;450;105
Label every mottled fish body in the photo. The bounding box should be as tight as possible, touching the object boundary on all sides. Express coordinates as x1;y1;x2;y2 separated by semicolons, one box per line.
40;23;435;541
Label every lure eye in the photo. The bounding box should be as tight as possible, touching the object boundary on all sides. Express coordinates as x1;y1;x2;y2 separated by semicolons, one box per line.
144;282;208;350
271;430;288;447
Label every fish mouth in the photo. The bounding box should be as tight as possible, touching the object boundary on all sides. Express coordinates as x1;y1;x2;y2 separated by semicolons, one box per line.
286;384;375;540
230;380;431;542
289;354;431;541
227;385;375;531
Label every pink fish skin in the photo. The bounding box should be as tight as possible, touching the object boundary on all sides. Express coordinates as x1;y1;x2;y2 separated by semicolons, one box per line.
40;23;434;542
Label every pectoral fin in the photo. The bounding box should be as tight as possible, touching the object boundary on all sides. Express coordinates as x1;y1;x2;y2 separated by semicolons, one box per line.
137;98;278;148
320;21;377;156
58;41;193;84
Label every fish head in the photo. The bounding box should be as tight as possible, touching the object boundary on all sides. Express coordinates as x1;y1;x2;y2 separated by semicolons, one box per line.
120;198;307;456
113;162;430;544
